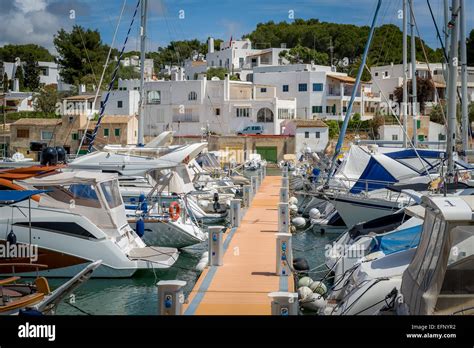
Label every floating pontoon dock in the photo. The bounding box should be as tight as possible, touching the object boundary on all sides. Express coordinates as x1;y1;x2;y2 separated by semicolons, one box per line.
184;175;294;315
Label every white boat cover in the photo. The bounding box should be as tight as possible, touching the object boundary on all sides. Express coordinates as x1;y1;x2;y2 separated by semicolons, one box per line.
333;145;471;193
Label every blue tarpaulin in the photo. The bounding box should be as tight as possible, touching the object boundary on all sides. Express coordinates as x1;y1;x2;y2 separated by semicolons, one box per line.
0;190;49;205
370;224;422;255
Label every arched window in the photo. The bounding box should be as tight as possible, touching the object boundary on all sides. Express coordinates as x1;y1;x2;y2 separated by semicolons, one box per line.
188;91;197;101
147;91;161;104
257;108;274;123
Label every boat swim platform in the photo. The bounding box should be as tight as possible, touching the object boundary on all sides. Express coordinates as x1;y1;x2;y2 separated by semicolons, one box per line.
184;175;294;315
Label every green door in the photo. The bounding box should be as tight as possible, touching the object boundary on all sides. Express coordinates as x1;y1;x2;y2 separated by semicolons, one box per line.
256;146;277;163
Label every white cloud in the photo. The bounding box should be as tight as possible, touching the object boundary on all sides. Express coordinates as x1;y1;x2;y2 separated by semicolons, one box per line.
0;0;89;53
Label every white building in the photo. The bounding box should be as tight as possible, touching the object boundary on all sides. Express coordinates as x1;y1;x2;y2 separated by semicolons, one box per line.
371;62;474;109
183;38;288;82
2;60;71;91
141;75;297;137
281;119;329;155
120;56;154;80
102;90;140;116
253;64;380;121
378;120;446;149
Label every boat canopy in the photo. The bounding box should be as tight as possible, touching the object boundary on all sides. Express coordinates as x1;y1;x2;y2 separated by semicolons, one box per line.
0;190;49;205
334;145;471;193
18;171;127;230
400;195;474;314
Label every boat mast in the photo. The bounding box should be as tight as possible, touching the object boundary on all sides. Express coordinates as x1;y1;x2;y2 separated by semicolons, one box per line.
446;0;460;179
460;0;469;160
137;0;148;147
443;0;450;101
402;0;408;148
325;0;382;184
409;0;418;147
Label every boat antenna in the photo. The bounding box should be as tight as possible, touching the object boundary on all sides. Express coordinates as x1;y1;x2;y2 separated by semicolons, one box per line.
325;0;382;185
137;0;148;147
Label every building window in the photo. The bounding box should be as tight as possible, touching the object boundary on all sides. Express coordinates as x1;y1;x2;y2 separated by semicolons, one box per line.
392;134;399;141
117;101;123;108
315;131;320;138
41;131;53;140
104;128;109;137
236;108;250;117
312;106;323;113
72;133;78;141
278;108;295;119
283;85;289;92
384;71;389;77
173;108;199;122
343;106;347;112
305;132;309;138
147;90;161;104
375;72;379;77
438;133;446;141
188;91;197;101
257;108;274;123
298;83;307;92
260;88;267;93
114;128;120;137
417;120;421;129
17;129;29;138
312;83;323;92
215;108;221;116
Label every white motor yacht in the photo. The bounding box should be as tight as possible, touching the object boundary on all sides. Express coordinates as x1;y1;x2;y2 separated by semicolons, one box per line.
0;171;179;278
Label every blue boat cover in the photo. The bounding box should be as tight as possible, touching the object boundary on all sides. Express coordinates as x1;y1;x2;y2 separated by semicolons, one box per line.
350;157;397;193
0;190;49;205
370;224;422;255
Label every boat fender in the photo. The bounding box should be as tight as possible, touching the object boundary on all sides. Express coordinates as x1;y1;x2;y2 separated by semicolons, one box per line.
138;194;148;213
309;208;321;220
294;258;310;273
289;204;298;213
289;197;298;205
136;218;145;237
297;286;313;302
301;294;326;312
309;281;327;295
297;275;312;288
195;259;208;272
169;201;181;221
292;217;307;229
7;230;16;245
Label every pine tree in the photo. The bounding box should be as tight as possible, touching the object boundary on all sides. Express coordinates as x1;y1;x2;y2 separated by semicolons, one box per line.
2;73;9;92
23;54;40;91
14;65;25;91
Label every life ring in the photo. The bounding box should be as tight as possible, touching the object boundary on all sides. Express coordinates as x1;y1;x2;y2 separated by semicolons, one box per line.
169;201;181;221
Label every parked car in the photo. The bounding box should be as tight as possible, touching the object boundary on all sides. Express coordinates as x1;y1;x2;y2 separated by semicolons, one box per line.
237;125;263;135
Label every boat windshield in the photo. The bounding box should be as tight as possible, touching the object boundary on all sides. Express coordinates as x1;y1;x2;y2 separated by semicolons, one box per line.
35;184;102;209
100;180;123;209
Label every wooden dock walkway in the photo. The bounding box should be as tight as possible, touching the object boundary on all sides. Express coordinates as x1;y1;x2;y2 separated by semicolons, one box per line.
184;175;294;315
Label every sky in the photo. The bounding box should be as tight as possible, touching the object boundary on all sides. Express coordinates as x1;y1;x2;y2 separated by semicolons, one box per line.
0;0;473;55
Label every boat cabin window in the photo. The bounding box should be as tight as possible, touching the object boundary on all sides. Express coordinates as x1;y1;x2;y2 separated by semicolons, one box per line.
35;184;102;209
100;181;123;209
437;226;474;314
409;209;445;285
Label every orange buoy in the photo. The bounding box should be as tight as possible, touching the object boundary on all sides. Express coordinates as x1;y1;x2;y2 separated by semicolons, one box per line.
169;201;181;221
